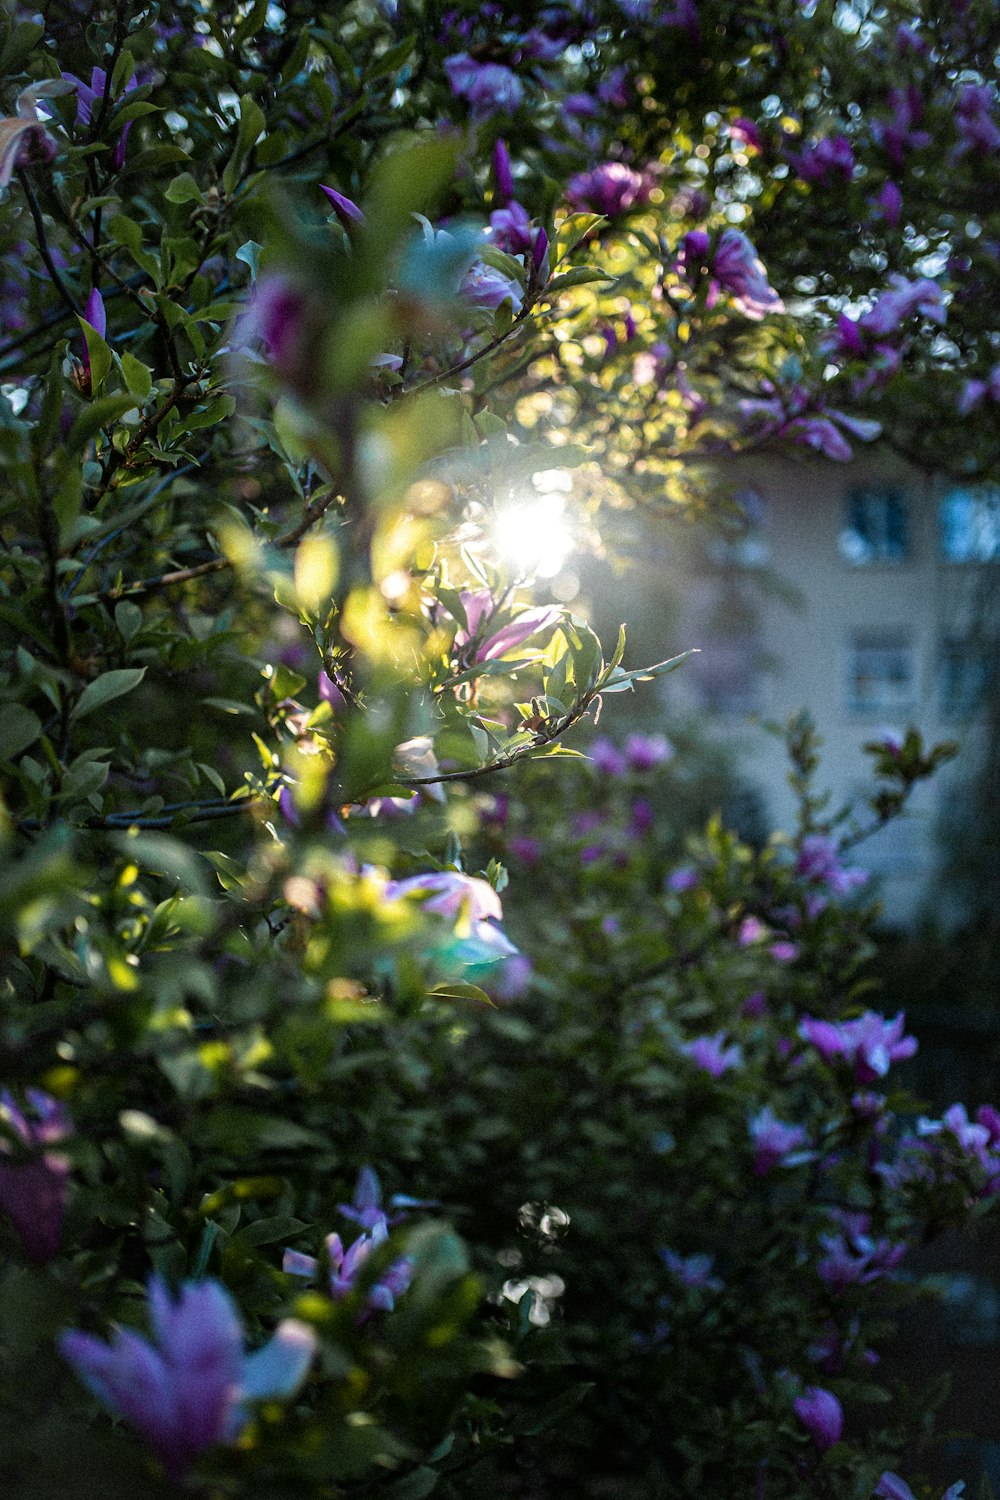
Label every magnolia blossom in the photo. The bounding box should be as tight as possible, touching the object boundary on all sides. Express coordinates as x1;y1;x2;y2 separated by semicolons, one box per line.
859;275;946;337
788;134;855;184
385;870;502;924
794;1386;843;1452
798;1011;917;1083
795;834;868;897
679;1032;744;1079
667;866;698;893
450;591;561;663
624;732;673;771
60;1277;316;1479
0;1088;72;1263
749;1106;808;1176
917;1103;996;1169
320;183;364;231
565;162;651;218
876;1475;965;1500
958;363;1000;416
954;84;1000;156
63;65;137;169
816;1221;906;1291
489;201;535;256
872;86;931;168
460;259;523;313
710;228;784;319
444;53;524;119
284;1218;413;1313
590;738;628;776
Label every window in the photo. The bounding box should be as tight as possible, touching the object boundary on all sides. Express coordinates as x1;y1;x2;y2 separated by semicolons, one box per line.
845;631;915;713
706;488;770;568
938;485;1000;563
940;638;993;718
839;487;911;565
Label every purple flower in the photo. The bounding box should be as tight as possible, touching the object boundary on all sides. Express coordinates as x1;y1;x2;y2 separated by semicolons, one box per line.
240;273;315;391
460;259;523;313
788;134;855;185
509;835;544;866
284;1219;413;1314
795;834;868;896
738;915;768;947
794;1386;842;1452
798;1011;917;1083
749;1106;807;1176
872;86;931;169
60;1277;316;1479
860;274;946;337
492;138;515;205
473;605;560;661
0;1089;71;1263
63;66;136;168
320;184;365;232
590;738;628;776
385;870;502;924
769;940;799;963
444;53;524;120
710;229;784;320
954;85;1000;157
680;1032;744;1079
489;201;535;256
338;1166;393;1232
659;1248;723;1291
816;1224;906;1291
742;990;767;1019
667;866;698;893
917;1103;994;1167
730;117;764;152
624;732;673;771
871;180;903;227
565;162;651;219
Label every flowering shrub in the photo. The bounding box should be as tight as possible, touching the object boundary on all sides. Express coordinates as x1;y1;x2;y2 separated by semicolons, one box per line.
0;2;996;1497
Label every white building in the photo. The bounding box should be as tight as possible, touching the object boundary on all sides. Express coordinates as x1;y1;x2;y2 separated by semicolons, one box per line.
667;455;999;926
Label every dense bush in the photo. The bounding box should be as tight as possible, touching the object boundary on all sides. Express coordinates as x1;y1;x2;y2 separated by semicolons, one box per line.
1;2;998;1497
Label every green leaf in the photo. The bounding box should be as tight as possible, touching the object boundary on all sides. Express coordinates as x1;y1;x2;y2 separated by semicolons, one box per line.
69;667;146;723
429;982;495;1006
107;215;160;280
165;172;203;205
0;705;42;762
68;394;137;451
119;351;153;400
235;240;262;282
546;267;616;294
78;317;113;396
232;1215;309;1248
364;34;417;82
381;1469;438;1500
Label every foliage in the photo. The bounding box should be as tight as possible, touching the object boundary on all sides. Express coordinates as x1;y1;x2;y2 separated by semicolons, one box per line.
0;1;997;1497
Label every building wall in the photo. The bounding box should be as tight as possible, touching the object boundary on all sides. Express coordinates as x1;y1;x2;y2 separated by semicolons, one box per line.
666;454;998;927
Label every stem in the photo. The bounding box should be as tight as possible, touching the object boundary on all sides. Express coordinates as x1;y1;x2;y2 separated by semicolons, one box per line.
17;171;81;320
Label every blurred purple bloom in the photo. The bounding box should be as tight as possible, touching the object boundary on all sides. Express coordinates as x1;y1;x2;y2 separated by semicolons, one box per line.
63;66;136;168
624;732;673;771
590;738;628;776
338;1165;392;1232
816;1226;906;1290
794;1386;842;1451
789;134;855;185
872;86;931;169
509;835;544;866
241;273;314;389
871;180;903;227
860;274;946;337
769;940;799;963
320;184;365;232
742;990;767;1019
680;1032;744;1078
317;669;346;711
565;162;650;218
955;85;1000;156
958;364;1000;416
917;1103;993;1167
795;834;868;896
385;870;502;924
798;1011;917;1083
630;797;654;836
659;1248;723;1291
492;138;515;205
597;67;631;109
0;1089;71;1263
731;117;764;151
667;866;698;893
444;53;524;119
60;1277;315;1479
749;1106;807;1175
738;915;768;947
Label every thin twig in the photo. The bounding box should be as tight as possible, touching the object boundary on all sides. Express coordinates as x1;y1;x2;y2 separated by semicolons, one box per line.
17;171;81;320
